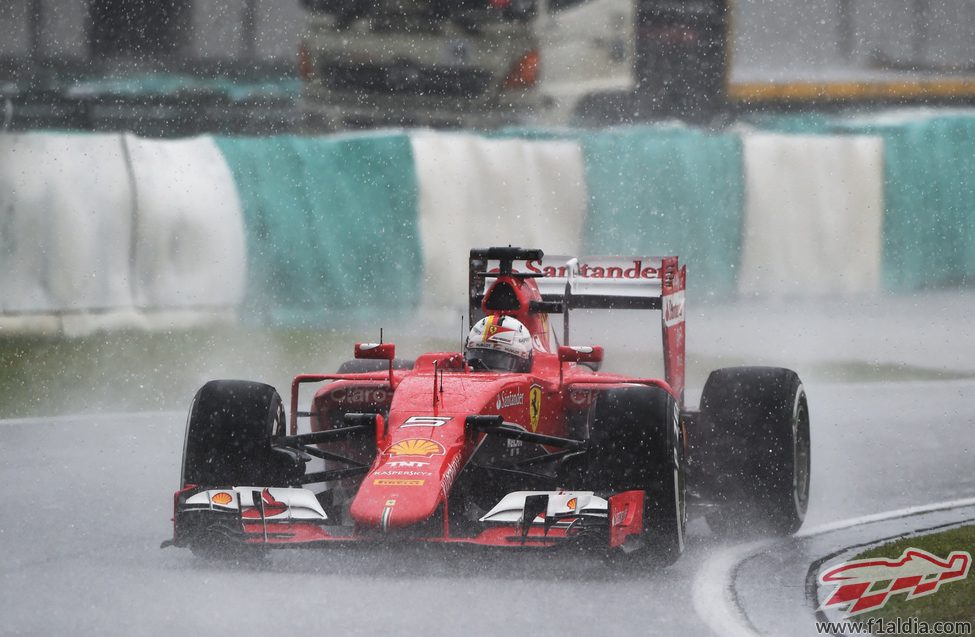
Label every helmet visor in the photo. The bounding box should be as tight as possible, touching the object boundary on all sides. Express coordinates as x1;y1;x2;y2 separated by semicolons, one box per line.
465;347;530;373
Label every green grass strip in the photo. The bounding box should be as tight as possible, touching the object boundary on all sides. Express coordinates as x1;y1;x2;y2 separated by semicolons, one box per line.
849;524;975;627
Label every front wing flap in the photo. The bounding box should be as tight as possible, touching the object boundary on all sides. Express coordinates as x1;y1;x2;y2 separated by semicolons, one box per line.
171;487;646;550
173;486;336;547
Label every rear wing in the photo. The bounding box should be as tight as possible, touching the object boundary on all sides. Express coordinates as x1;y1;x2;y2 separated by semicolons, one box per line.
468;247;686;403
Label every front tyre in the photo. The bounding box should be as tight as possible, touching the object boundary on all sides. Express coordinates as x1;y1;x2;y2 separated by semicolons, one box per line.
699;367;811;537
180;380;303;559
586;386;686;566
181;379;299;489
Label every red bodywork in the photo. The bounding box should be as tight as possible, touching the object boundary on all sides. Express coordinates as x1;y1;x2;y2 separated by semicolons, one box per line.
173;250;687;550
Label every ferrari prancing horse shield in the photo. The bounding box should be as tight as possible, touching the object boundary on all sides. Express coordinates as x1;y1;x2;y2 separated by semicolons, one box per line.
529;385;542;432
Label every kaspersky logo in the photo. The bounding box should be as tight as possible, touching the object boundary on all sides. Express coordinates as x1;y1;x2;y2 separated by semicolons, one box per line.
819;547;971;616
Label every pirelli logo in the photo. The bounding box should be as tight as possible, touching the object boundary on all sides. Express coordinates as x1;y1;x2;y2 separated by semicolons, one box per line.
374;479;425;487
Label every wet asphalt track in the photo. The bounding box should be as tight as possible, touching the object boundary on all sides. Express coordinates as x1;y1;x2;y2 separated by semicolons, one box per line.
3;292;975;636
730;501;975;637
693;376;975;637
2;376;973;637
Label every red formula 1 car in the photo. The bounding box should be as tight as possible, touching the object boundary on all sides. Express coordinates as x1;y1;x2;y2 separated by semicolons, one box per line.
165;247;811;565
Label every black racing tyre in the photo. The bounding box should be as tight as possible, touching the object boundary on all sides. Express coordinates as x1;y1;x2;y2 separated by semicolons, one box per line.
699;367;811;537
585;385;686;567
335;358;414;374
181;380;297;488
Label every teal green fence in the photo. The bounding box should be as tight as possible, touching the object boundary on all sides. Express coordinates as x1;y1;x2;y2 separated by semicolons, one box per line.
579;126;744;296
213;116;975;325
215;134;421;326
493;125;745;295
747;111;975;291
841;116;975;291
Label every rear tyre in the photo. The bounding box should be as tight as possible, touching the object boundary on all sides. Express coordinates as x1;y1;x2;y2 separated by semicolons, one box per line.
585;386;686;567
699;367;811;537
181;380;298;489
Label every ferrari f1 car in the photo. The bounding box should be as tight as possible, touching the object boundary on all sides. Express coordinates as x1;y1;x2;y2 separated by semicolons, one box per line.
165;247;811;565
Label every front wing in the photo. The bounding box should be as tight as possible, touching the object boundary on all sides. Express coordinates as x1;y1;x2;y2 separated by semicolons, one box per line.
168;487;646;551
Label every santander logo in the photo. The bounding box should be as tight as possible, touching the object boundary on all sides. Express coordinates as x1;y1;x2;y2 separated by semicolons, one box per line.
496;391;525;410
524;259;660;280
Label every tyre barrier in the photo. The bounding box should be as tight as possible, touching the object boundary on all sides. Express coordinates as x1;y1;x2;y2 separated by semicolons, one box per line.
1;111;973;333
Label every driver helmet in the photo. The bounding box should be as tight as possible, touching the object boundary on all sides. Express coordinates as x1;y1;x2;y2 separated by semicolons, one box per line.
465;314;533;373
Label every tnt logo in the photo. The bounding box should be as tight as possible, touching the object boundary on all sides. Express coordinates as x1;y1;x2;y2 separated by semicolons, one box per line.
819;548;971;616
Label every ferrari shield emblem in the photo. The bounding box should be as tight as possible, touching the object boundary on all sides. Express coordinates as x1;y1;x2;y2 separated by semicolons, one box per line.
529;385;542;432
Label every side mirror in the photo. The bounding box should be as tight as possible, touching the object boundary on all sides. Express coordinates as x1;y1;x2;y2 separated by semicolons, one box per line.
558;345;603;364
355;343;396;360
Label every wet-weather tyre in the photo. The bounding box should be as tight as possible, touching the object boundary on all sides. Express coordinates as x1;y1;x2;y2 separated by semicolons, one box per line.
181;380;292;488
586;386;686;567
699;367;811;537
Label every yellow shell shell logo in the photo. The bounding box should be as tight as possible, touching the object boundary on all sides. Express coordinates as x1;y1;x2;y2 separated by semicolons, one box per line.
387;439;445;458
566;497;577;511
211;491;233;505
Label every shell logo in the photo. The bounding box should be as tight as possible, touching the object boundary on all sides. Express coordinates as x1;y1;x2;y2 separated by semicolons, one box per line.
386;439;445;458
211;491;233;506
566;497;577;511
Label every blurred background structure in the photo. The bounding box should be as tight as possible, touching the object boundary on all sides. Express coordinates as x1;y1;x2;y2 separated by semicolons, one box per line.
0;0;304;71
3;0;975;135
0;0;305;134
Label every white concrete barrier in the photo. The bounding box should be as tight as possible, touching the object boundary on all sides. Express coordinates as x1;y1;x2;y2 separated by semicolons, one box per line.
0;127;902;336
0;133;134;313
411;132;588;310
738;133;885;297
0;133;245;334
124;134;246;310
